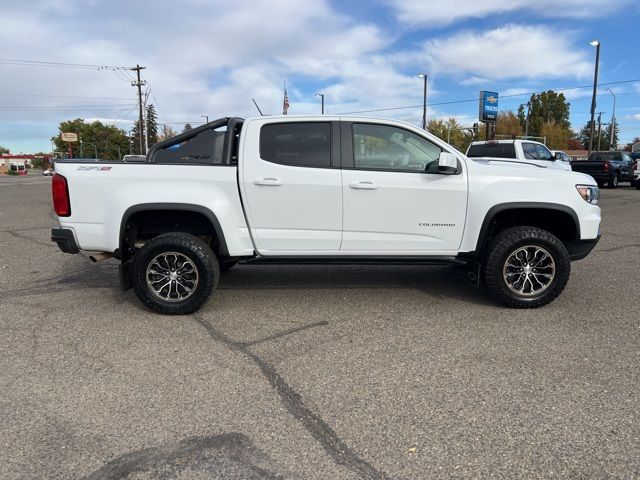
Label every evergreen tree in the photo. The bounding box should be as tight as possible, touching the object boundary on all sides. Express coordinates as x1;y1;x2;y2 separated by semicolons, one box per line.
146;104;159;148
517;91;571;138
182;123;193;133
577;121;611;151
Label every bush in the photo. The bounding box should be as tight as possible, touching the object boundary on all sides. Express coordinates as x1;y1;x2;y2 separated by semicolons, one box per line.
6;169;18;176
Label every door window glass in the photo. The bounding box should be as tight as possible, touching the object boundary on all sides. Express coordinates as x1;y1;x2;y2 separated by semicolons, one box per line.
352;123;442;172
522;143;538;159
535;144;554;161
260;123;331;168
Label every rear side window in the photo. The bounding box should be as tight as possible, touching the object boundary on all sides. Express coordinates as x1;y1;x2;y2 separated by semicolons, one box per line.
154;128;226;164
522;143;538;159
466;143;516;158
589;152;618;161
260;122;331;168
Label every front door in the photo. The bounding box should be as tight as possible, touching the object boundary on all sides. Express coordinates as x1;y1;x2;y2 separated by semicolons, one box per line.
341;122;467;254
241;121;342;254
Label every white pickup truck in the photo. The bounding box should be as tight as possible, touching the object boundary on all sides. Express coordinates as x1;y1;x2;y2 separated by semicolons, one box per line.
51;116;601;314
466;139;573;171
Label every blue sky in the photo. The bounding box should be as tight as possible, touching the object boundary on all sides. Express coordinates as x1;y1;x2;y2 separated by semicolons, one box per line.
1;0;639;153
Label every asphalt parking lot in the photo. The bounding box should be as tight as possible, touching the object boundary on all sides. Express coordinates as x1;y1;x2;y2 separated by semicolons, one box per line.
1;175;639;479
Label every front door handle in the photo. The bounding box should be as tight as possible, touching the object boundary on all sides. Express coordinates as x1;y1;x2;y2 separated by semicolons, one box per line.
349;181;379;190
253;177;282;186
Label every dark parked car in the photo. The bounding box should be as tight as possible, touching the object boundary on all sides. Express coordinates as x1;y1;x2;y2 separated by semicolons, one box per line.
570;151;635;188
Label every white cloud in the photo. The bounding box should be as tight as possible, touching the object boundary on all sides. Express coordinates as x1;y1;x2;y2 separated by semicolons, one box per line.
387;0;630;26
422;25;592;80
624;114;640;121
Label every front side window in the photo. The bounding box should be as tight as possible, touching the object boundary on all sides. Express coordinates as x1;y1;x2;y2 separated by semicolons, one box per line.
260;122;331;168
352;123;442;172
535;144;554;161
522;143;538;159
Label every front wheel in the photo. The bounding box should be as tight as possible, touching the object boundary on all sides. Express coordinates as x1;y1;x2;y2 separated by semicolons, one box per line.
608;173;619;189
132;232;219;315
483;226;570;308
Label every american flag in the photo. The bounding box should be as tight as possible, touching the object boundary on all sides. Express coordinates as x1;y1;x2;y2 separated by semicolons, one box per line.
282;82;289;115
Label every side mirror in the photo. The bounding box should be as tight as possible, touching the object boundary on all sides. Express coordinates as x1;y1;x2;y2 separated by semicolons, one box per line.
438;152;458;174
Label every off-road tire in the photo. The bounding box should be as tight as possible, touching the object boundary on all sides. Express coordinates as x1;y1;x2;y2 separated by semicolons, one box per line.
132;232;219;315
483;226;570;308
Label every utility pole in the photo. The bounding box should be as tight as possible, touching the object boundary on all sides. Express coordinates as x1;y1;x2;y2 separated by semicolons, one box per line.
418;73;428;130
588;40;600;155
130;64;146;154
596;111;605;151
606;88;616;150
524;102;531;138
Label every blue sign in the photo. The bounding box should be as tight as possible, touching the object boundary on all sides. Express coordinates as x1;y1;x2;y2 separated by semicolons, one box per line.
479;90;499;123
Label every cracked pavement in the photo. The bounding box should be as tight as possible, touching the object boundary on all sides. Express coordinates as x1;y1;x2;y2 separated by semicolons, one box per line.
0;175;639;479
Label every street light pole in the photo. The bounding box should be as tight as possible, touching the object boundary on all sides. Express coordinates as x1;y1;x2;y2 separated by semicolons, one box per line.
588;40;600;155
418;73;428;130
201;115;209;124
606;88;616;150
315;93;325;114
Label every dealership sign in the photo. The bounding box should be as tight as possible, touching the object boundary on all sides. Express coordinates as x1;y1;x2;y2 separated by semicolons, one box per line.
479;91;499;123
61;132;78;142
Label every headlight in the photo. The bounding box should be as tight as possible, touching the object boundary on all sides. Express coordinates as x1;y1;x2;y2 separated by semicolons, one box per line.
576;185;599;204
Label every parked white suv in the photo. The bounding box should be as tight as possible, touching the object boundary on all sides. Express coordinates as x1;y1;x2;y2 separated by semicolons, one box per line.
51;116;601;314
466;140;572;171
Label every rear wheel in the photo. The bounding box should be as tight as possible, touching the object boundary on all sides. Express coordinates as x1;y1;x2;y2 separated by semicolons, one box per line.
132;232;219;315
483;226;570;308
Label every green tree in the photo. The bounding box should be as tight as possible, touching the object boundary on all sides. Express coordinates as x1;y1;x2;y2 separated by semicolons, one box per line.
51;119;130;160
0;145;9;154
517;91;571;138
182;123;193;133
427;117;474;152
146;104;159;148
577;121;610;150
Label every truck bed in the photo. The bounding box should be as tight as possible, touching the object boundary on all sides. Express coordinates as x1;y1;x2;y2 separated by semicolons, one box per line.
53;160;254;256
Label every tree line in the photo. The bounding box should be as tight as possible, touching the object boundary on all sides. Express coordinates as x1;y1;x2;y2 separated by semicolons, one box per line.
50;104;194;160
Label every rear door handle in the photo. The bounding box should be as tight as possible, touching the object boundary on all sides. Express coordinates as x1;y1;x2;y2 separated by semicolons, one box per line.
349;181;379;190
253;177;282;186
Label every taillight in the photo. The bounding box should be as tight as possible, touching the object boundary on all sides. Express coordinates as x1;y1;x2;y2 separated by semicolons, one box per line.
603;162;609;171
52;173;71;216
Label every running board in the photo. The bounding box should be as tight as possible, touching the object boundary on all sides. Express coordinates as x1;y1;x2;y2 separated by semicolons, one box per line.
238;256;469;266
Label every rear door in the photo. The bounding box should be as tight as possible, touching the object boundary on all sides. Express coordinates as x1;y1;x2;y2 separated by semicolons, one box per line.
340;121;467;254
240;120;343;254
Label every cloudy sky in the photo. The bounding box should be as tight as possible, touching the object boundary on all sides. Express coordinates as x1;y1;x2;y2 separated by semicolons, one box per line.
1;0;639;153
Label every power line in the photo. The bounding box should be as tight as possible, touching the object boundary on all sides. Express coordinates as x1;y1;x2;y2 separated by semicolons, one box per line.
0;103;136;109
0;92;136;100
338;78;640;115
0;57;128;70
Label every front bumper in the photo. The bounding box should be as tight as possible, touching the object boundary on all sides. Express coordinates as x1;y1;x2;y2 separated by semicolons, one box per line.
566;235;601;261
51;228;79;254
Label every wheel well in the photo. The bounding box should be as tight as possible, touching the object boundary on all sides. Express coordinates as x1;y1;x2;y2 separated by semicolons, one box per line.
479;207;579;254
120;208;225;261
